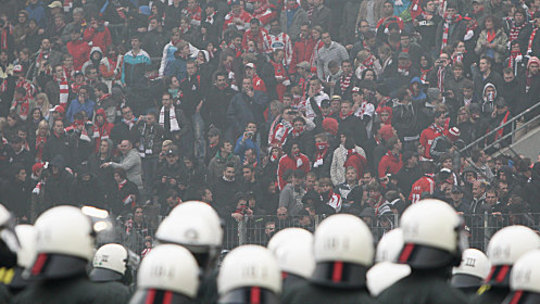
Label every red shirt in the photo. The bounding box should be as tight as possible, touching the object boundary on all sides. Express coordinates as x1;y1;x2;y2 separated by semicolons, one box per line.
277;154;311;190
66;39;91;70
409;175;436;203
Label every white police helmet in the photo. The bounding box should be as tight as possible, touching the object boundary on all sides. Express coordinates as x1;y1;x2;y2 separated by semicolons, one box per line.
311;214;374;288
218;245;281;303
451;248;491;289
375;228;404;263
90;243;139;284
487;226;540;266
510;249;540;294
397;199;467;268
485;225;540;287
14;225;37;269
30;206;96;279
136;244;199;298
314;214;374;266
366;262;411;297
267;228;315;279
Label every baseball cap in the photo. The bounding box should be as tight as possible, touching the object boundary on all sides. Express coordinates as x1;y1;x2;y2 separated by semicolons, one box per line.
331;95;342;101
50;105;65;114
13;65;23;74
245;62;255;69
297;61;310;70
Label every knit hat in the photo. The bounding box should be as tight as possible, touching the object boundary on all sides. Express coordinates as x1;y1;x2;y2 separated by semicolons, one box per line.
528;56;540;69
50;105;65;114
447;127;460;142
322;117;338;136
378;124;395;142
96;108;106;117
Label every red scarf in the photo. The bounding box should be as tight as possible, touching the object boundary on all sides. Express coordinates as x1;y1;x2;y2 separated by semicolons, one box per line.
441;14;463;52
13;97;30;119
508;50;522;68
420;67;432;84
54;75;69;105
486;30;496;43
494;111;510;141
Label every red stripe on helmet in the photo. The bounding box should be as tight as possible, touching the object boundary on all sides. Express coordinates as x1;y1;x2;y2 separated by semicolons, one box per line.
496;265;510;283
332;261;344;282
163;291;173;304
145;289;156;304
398;244;415;264
31;253;48;275
250;286;261;304
509;290;523;304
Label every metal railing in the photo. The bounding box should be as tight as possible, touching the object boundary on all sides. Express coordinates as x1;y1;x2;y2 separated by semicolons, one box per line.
459;101;540;155
118;212;540;255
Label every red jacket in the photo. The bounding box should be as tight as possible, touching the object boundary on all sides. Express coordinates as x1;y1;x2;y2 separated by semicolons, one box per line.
290;36;315;73
378;151;403;178
83;26;112;53
419;119;449;158
409;175;435;203
277;154;311;190
66;40;91;70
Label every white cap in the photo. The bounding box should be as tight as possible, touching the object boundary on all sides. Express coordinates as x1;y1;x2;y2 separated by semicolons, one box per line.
218;245;281;295
313;214;374;266
487;225;540;266
510;249;540;293
376;229;404;263
268;228;315;278
34;206;94;261
137;244;200;298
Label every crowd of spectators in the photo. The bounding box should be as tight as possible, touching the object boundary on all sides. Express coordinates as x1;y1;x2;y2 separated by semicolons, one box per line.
1;0;540;253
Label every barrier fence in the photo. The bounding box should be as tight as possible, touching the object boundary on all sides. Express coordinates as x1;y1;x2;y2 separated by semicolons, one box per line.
117;212;540;256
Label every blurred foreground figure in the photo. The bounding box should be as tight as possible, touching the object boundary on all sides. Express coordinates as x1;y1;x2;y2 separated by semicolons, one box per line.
502;249;540;304
267;228;315;299
472;226;540;304
366;228;411;297
282;214;377;304
13;206;127;304
218;245;281;304
377;199;471;304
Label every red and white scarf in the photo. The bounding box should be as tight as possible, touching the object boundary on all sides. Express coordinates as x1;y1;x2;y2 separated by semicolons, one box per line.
510;22;527;42
314;142;328;167
55;76;69;105
159;106;181;131
528;27;538;54
441;14;462;52
339;110;354;120
437;66;445;92
494;111;510;141
340;73;353;93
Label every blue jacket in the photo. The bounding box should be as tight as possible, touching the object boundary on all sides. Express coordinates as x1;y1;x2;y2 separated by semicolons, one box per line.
164;55;187;81
234;136;261;163
410;77;427;102
26;1;46;28
66;98;96;123
227;92;268;137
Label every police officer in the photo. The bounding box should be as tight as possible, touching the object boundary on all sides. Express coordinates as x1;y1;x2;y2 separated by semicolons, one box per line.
473;226;540;304
0;206;22;303
90;243;139;300
267;228;315;298
377;199;471;304
129;244;200;304
155;201;223;304
282;214;377;304
6;225;36;295
366;228;411;297
12;205;127;304
502;249;540;304
451;249;491;297
217;245;281;304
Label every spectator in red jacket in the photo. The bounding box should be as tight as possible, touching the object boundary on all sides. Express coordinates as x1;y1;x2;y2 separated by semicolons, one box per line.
277;139;311;190
242;18;268;52
419;105;450;160
66;26;91;71
83;15;112;53
409;161;436;203
289;23;316;73
378;136;403;179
